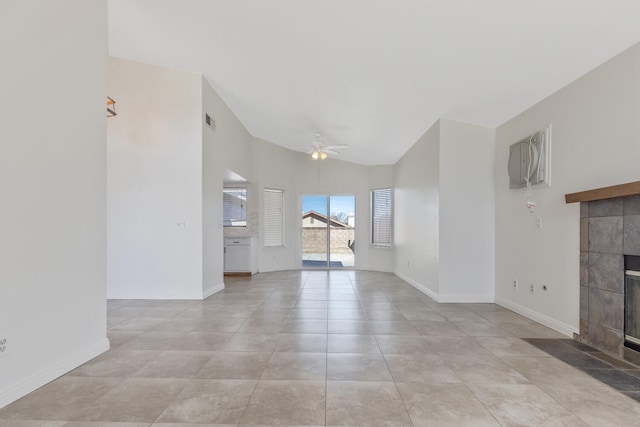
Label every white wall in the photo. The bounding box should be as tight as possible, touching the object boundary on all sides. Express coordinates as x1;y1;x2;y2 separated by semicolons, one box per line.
108;57;204;299
253;138;301;272
495;42;640;336
254;138;395;272
394;119;495;302
0;0;108;408
394;121;441;295
439;119;495;302
108;58;387;294
202;78;254;296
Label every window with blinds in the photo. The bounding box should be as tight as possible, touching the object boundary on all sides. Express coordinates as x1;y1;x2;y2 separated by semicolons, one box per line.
223;188;247;227
264;188;284;247
371;188;392;246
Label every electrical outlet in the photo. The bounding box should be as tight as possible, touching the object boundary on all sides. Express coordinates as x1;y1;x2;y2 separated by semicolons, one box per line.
0;337;7;356
513;279;518;289
529;283;535;294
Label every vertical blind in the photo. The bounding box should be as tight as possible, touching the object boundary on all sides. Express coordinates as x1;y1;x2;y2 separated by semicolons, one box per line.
371;188;392;246
264;188;284;246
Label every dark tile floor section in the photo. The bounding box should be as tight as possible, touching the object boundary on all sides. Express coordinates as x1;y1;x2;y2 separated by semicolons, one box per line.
526;338;640;402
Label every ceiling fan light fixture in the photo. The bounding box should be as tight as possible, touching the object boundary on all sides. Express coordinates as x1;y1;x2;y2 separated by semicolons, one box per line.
311;150;319;160
320;151;327;160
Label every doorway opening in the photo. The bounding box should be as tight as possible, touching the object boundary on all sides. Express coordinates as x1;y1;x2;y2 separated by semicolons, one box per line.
301;195;355;268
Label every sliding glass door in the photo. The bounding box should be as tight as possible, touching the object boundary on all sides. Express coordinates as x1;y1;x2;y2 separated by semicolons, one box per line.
301;195;355;268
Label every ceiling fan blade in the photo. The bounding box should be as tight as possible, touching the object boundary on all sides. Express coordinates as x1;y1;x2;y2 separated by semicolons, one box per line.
324;148;341;155
325;144;348;150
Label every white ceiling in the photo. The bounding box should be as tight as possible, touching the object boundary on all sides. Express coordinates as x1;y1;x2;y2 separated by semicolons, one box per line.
108;0;640;165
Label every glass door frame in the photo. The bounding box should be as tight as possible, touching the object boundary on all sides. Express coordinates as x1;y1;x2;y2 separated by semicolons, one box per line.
300;193;356;269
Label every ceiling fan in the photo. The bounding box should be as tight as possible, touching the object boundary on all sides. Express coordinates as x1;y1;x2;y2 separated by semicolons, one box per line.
302;133;348;160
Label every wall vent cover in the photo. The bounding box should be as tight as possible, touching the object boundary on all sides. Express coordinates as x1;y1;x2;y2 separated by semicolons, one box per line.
508;126;551;189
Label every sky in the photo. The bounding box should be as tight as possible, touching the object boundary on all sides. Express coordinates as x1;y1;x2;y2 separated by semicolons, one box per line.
302;195;355;217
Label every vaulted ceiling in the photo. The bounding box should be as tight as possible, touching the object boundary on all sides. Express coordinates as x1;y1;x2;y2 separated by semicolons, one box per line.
108;0;640;165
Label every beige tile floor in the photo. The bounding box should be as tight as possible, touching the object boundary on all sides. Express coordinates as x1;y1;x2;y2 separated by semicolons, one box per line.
2;270;640;426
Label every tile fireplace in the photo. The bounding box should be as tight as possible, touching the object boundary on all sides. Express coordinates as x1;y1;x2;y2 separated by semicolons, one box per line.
577;192;640;363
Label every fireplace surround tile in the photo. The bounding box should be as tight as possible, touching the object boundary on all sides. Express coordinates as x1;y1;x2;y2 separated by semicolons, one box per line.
580;286;588;325
589;197;624;217
587;322;623;356
588;287;623;331
580;252;588;286
580;218;589;252
588;252;624;292
588;216;623;254
580;201;588;218
623;214;640;256
624;195;640;215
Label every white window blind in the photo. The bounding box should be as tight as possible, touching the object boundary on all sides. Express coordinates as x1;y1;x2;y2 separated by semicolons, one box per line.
371;188;392;246
223;188;247;227
264;188;284;247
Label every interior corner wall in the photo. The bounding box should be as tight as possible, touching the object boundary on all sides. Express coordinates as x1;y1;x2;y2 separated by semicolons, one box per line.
394;121;441;297
393;119;495;302
439;119;495;302
107;57;204;299
495;42;640;336
202;78;254;296
0;1;108;408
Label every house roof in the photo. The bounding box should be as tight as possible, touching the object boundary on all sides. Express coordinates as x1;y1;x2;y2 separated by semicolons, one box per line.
303;211;351;228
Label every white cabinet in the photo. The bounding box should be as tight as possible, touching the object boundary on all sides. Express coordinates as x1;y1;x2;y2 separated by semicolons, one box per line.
224;236;258;275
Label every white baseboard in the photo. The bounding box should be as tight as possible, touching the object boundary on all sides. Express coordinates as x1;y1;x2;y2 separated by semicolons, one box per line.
360;266;394;273
395;272;494;303
395;271;440;302
0;338;110;409
203;282;225;299
438;294;495;303
495;297;577;337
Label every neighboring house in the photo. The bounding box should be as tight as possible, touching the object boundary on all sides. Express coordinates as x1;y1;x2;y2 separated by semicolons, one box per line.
302;210;353;229
301;211;355;254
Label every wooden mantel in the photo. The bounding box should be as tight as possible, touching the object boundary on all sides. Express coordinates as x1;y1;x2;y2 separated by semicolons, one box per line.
565;181;640;203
